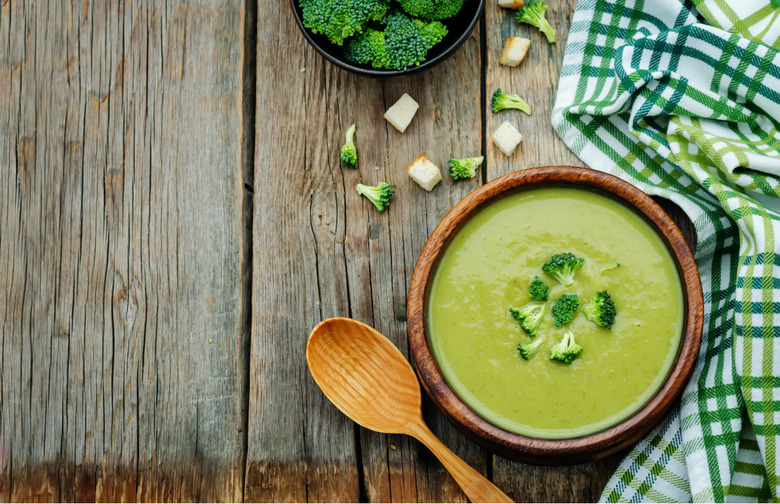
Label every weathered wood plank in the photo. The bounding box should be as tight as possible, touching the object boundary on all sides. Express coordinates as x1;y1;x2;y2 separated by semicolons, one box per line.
249;0;489;498
485;0;581;173
0;1;248;501
247;5;359;500
357;40;489;503
483;0;618;501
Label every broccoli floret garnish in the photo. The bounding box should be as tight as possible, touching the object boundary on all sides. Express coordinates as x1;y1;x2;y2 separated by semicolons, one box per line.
516;0;556;44
448;156;484;180
343;29;387;68
356;182;395;212
529;276;549;301
340;124;358;169
542;252;584;286
509;302;545;337
345;11;448;70
397;0;464;20
551;293;579;327
518;338;543;360
583;290;617;329
300;0;390;45
490;88;532;115
549;331;582;364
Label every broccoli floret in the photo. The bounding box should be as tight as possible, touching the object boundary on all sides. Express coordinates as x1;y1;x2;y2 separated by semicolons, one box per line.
517;338;543;360
356;182;395;212
382;11;448;70
551;293;579;327
516;0;556;44
490;88;532;115
542;252;584;286
529;276;549;301
343;29;387;68
549;331;582;364
340;124;358;169
300;0;390;45
346;11;448;70
448;156;484;180
397;0;464;20
509;302;545;337
583;290;617;329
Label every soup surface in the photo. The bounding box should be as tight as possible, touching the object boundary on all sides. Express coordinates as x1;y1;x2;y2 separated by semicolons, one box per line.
426;187;684;438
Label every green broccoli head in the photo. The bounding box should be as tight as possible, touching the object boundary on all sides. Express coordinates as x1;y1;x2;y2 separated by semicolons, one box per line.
516;0;556;44
517;338;543;360
345;11;448;70
542;252;584;286
549;331;582;364
397;0;464;20
356;182;395;212
509;302;545;337
529;276;549;301
490;88;532;115
583;290;617;329
383;11;448;70
448;156;484;180
300;0;390;45
551;293;579;327
343;29;387;68
340;124;358;169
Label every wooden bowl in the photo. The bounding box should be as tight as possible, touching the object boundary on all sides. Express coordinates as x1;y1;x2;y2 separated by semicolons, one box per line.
407;166;703;464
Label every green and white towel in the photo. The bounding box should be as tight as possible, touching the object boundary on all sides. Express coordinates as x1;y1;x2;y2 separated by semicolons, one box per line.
552;0;780;501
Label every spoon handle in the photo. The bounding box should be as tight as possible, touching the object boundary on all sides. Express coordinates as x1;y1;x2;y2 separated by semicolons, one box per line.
409;420;513;503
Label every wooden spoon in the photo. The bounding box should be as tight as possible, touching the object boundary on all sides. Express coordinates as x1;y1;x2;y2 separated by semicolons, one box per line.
306;317;513;503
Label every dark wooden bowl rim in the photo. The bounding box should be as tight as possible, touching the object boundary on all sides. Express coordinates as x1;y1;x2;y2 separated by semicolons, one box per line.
407;166;704;465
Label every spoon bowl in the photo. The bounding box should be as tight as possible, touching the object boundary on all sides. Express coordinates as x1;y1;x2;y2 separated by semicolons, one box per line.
306;317;421;434
306;317;513;503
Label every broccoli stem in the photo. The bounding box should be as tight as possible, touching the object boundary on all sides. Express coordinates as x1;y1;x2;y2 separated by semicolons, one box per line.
539;22;556;44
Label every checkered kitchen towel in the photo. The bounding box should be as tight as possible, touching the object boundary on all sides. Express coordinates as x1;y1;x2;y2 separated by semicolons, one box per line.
552;0;780;501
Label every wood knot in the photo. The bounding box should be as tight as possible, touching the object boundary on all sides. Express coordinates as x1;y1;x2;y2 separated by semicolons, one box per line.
113;274;141;330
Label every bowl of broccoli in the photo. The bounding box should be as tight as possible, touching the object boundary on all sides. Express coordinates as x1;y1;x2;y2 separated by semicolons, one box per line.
406;166;704;464
291;0;485;76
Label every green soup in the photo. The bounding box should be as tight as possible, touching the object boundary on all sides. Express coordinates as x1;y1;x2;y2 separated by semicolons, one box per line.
426;187;684;439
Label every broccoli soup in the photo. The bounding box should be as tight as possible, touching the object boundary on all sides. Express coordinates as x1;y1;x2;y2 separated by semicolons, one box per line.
425;187;684;439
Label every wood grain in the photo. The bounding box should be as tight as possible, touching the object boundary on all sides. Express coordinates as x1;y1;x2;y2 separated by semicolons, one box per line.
485;0;579;173
247;3;359;501
0;0;248;500
250;0;490;498
359;48;489;503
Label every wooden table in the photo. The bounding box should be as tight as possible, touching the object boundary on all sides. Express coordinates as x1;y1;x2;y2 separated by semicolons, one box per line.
1;0;694;501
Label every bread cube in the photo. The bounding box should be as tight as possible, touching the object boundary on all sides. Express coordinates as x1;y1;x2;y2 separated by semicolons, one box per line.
492;121;523;156
499;37;530;67
498;0;524;8
406;154;442;191
384;93;420;133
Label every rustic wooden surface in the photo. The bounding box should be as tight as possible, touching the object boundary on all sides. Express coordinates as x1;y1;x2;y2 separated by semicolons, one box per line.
0;0;695;501
0;0;249;501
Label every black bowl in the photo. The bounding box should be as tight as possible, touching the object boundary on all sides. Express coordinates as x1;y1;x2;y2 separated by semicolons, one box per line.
290;0;485;77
